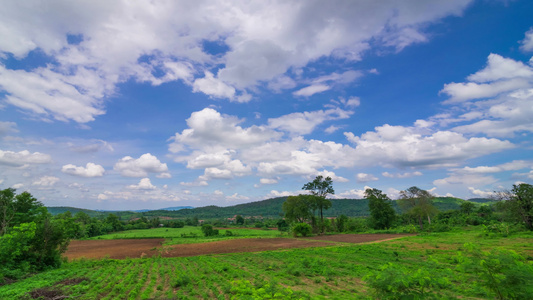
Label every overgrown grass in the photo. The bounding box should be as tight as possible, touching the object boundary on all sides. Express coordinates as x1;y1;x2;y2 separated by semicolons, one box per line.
1;227;531;299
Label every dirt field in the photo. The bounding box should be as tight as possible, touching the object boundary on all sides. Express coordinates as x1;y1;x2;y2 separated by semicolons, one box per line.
64;234;412;260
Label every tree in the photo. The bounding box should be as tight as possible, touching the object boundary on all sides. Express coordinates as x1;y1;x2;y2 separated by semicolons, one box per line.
497;183;533;231
282;195;314;223
460;201;476;215
366;188;396;229
398;186;437;230
235;215;244;225
302;176;334;229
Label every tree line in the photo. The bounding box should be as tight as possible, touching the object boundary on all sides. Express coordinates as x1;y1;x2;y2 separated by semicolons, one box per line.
282;176;533;236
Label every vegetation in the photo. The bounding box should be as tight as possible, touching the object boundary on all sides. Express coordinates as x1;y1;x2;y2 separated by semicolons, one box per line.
1;182;532;299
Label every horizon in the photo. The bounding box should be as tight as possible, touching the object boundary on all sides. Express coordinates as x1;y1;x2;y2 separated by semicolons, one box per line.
1;0;532;210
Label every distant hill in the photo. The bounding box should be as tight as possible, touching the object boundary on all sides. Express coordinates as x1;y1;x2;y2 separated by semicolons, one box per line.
467;198;496;204
158;206;195;211
47;196;469;220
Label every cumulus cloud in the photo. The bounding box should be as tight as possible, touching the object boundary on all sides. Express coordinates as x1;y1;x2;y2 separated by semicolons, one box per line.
114;153;169;177
0;1;474;122
192;71;236;100
345;124;513;168
439;53;533;138
268;108;353;135
128;178;156;190
356;173;378;183
32;176;59;187
453;160;531;174
520;28;533;52
468;187;495;198
62;162;105;177
0;150;52;167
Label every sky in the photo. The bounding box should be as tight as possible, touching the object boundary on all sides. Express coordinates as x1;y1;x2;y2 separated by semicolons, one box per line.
1;0;532;210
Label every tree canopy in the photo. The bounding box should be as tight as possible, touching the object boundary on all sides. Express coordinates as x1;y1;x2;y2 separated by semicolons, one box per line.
398;186;437;230
366;188;396;230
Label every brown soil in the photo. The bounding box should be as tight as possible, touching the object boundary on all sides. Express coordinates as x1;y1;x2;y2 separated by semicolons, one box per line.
64;234;412;260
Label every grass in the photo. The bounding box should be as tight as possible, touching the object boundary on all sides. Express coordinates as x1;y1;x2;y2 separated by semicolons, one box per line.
89;226;284;245
1;227;531;299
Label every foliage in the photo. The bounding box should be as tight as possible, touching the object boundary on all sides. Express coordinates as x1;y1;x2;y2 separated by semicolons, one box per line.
291;223;312;237
496;183;533;230
230;279;299;299
302;176;333;228
364;262;450;299
456;243;533;299
282;195;314;223
398;186;438;230
336;214;348;232
366;188;396;230
201;224;219;237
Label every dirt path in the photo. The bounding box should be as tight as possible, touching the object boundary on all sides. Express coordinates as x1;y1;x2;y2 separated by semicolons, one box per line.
64;234;413;260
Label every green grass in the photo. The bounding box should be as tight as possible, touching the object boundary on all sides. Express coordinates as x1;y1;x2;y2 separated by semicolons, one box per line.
89;226;284;245
1;227;532;299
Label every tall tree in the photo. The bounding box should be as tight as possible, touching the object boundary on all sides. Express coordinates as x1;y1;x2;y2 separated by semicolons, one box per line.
398;186;437;230
302;176;334;227
366;188;396;229
497;183;533;231
282;195;314;223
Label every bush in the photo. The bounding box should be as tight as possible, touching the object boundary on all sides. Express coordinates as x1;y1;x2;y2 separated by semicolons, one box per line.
456;243;533;299
364;263;449;299
201;224;219;237
291;223;312;237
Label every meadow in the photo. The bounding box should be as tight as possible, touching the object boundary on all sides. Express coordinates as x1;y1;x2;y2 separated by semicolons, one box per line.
1;226;532;299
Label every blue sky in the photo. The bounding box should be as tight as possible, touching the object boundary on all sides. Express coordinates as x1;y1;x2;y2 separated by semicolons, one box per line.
1;0;532;210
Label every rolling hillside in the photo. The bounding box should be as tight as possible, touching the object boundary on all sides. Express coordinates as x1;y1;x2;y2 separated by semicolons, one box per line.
47;196;473;220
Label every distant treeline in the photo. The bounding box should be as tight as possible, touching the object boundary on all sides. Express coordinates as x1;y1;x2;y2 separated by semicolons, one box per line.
47;196;495;221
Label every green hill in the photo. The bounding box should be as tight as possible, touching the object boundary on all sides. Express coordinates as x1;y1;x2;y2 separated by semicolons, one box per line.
47;195;468;220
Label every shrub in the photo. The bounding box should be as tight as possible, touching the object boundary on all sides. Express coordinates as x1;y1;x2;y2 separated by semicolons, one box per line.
364;262;449;299
456;243;533;299
291;223;312;237
201;224;219;237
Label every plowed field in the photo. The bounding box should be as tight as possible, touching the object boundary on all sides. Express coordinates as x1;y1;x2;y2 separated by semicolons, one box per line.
65;234;412;260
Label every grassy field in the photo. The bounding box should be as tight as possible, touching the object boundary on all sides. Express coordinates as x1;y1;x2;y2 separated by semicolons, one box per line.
1;227;532;299
89;226;283;245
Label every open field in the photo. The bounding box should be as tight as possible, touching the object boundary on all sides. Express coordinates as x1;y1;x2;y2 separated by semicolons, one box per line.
66;234;412;260
1;227;532;299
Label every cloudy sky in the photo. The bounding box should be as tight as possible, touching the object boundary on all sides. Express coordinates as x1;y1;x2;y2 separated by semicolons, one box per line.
1;0;532;210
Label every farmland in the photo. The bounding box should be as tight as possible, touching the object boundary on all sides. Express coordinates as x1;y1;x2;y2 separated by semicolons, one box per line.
1;226;532;299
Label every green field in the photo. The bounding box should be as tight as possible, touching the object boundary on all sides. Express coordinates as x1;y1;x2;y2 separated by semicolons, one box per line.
89;226;283;245
1;227;532;299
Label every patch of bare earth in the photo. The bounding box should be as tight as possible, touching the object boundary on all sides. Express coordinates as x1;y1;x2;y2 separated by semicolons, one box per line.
64;234;413;260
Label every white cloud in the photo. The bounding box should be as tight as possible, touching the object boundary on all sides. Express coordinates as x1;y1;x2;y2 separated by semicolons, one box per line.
266;190;297;198
356;173;378;183
0;1;474;122
433;174;498;187
69;139;114;153
128;178;156;190
260;178;278;185
467;54;533;83
468;187;494;198
12;183;24;189
114;153;169;177
337;186;372;199
382;171;423;178
454;160;531;174
192;71;236;100
0;150;52;167
62;162;105;177
520;28;533;52
345;124;514;168
315;170;349;183
293;84;330;97
169;108;281;153
268;108;353;135
32;176;59;187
